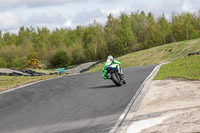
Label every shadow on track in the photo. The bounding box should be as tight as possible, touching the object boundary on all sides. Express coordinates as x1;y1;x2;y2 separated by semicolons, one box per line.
89;84;118;89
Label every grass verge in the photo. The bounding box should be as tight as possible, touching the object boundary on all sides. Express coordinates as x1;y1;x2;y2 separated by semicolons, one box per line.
154;55;200;80
89;38;200;72
0;75;63;92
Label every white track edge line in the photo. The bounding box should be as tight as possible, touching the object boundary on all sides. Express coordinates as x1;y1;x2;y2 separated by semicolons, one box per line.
109;64;163;133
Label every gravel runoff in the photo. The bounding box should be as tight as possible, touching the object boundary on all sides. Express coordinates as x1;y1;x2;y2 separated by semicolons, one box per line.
125;80;200;133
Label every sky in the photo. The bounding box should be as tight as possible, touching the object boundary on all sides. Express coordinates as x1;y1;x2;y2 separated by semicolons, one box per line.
0;0;199;33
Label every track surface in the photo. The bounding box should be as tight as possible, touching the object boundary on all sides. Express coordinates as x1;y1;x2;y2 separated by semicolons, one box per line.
0;65;157;133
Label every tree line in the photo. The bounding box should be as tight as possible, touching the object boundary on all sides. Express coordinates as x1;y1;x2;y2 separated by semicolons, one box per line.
0;10;200;69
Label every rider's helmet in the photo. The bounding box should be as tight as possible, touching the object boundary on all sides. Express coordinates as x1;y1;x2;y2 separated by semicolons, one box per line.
107;55;114;63
107;55;114;60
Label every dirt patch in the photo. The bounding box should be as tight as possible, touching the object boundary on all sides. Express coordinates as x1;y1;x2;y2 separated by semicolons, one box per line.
142;109;200;133
126;80;200;133
136;80;200;116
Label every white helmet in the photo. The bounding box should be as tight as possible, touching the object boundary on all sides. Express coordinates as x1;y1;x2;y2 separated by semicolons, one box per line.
107;55;113;60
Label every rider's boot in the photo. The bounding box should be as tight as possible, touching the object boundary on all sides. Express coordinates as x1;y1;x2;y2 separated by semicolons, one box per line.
120;74;126;84
107;74;111;79
122;79;126;84
119;68;126;84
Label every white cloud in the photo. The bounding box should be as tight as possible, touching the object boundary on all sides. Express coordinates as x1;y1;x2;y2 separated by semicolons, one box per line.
64;20;72;27
149;0;184;15
0;11;69;32
182;2;194;12
63;20;76;29
72;9;106;25
101;8;124;16
188;0;200;11
1;0;200;33
0;11;22;30
131;2;149;12
0;0;91;10
131;0;194;17
26;12;65;25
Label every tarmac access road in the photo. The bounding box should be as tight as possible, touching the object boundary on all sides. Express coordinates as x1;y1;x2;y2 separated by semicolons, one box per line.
0;64;157;133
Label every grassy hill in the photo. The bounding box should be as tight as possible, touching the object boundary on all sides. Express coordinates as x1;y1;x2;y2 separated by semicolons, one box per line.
154;55;200;80
89;38;200;80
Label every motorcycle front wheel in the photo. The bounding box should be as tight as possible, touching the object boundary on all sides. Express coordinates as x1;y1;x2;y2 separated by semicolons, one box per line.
111;72;122;86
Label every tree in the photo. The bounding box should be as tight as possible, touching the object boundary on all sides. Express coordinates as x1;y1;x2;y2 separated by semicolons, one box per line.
171;13;185;41
157;14;171;44
171;12;199;41
117;13;136;54
130;11;148;43
82;21;106;61
104;14;119;56
143;12;159;48
197;10;200;37
182;13;198;40
0;31;3;47
17;26;32;46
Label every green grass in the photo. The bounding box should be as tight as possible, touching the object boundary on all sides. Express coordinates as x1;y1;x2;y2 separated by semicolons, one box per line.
0;68;65;92
154;55;200;80
0;75;63;92
89;38;200;72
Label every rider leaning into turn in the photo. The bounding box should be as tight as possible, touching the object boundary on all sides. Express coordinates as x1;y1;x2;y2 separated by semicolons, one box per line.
102;55;126;83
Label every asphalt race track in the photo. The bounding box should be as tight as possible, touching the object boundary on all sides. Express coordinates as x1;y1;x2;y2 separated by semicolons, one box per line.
0;64;157;133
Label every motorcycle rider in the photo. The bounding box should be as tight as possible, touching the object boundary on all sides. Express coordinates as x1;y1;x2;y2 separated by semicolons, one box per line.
102;55;126;83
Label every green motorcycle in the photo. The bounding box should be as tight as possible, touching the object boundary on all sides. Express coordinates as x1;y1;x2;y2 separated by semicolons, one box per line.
105;64;126;86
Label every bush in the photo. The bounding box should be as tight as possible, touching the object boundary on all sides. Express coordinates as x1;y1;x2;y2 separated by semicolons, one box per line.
0;57;7;68
13;56;27;69
50;50;69;68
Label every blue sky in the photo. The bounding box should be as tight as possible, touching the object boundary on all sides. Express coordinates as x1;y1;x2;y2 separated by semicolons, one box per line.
0;0;199;33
